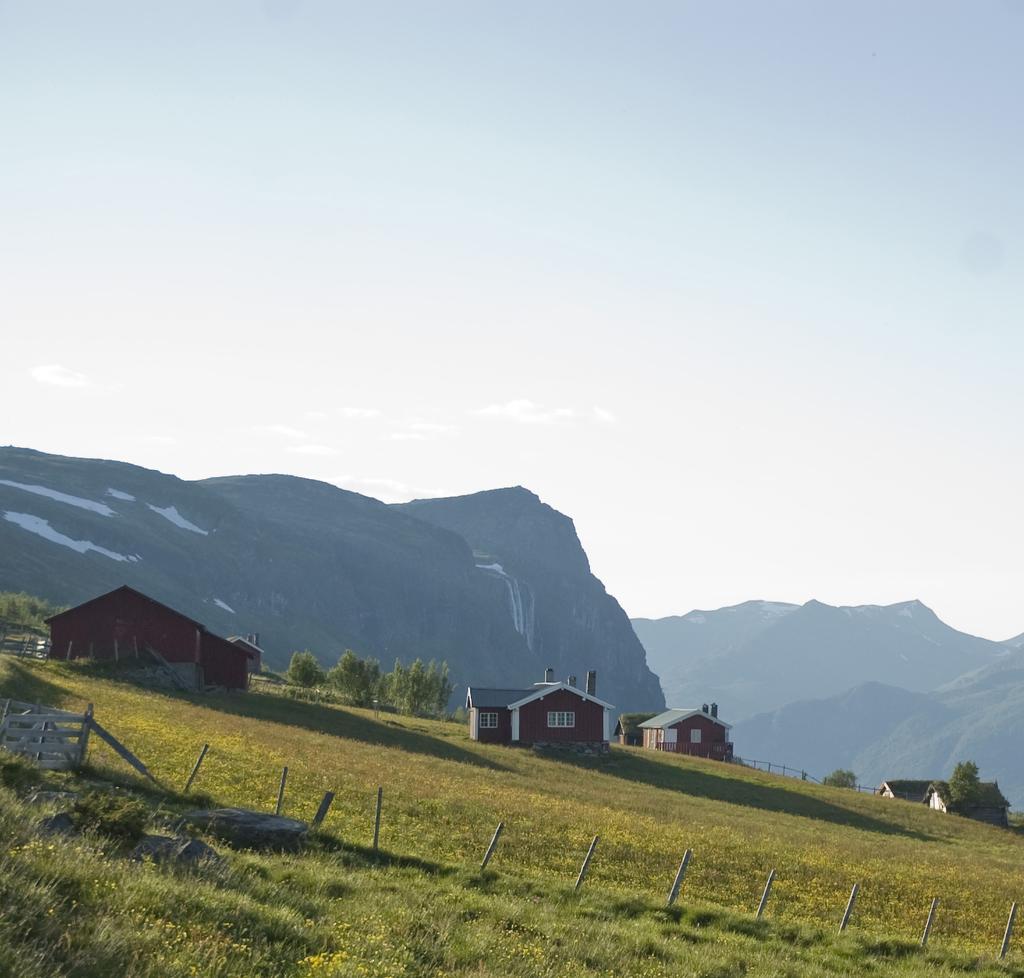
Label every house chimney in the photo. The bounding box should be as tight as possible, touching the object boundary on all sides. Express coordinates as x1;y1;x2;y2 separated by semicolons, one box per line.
544;667;554;683
253;632;259;648
710;702;718;718
702;703;709;714
586;670;596;696
568;674;577;688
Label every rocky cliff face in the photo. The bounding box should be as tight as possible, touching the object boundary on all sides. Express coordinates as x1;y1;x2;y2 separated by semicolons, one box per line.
0;448;662;711
398;488;664;711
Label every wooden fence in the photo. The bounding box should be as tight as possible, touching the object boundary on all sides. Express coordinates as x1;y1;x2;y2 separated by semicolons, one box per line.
0;633;50;659
0;699;92;771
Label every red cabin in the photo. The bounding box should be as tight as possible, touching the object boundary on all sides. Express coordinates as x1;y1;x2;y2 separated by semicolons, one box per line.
466;669;615;750
46;585;250;691
639;704;733;760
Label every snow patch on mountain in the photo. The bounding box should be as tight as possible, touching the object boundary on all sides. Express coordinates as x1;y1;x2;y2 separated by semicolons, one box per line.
0;479;116;516
213;598;236;614
146;504;209;535
3;511;138;562
106;488;136;501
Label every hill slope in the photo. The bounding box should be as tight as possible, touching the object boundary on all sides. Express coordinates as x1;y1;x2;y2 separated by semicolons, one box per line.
634;598;1006;720
2;658;1024;977
0;447;661;710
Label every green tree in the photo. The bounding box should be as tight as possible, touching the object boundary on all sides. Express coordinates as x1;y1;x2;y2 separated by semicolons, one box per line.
327;650;381;707
948;760;981;810
286;650;325;688
378;658;454;717
823;769;857;789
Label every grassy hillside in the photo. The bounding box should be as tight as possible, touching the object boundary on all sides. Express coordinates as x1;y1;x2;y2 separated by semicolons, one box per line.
2;658;1024;978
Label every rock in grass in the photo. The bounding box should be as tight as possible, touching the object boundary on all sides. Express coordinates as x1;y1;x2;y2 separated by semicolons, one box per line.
130;834;220;866
37;812;76;836
182;808;308;851
27;790;79;806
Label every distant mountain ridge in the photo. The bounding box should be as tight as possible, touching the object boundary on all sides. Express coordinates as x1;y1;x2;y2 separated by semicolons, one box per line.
633;598;1007;722
734;648;1024;808
635;598;1024;806
0;447;663;711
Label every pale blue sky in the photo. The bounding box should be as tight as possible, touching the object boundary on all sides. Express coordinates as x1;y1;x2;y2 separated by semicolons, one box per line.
3;2;1023;638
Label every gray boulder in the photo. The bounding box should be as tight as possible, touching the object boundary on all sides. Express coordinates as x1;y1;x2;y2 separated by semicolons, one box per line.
130;834;220;866
182;808;308;851
37;812;76;836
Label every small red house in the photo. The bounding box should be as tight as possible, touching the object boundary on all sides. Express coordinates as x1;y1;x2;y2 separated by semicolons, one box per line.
639;704;733;760
46;585;250;691
466;669;615;750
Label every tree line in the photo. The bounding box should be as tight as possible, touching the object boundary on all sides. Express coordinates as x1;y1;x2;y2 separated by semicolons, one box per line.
285;649;454;718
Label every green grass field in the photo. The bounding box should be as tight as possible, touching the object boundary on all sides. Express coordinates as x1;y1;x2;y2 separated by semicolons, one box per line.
2;657;1024;978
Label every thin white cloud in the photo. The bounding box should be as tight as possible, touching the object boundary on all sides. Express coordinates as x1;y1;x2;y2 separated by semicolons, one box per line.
259;423;309;439
30;364;92;389
389;420;457;441
304;410;329;421
476;399;577;425
339;407;382;419
408;421;455;434
140;434;178;445
334;474;445;503
287;443;337;456
592;405;617;424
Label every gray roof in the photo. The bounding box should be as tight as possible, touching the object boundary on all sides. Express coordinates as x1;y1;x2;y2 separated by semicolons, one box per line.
466;687;530;709
639;708;731;730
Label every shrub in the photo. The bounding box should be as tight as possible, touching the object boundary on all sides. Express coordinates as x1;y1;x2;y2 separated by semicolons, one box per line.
73;790;148;845
823;769;858;789
327;650;381;707
286;651;326;688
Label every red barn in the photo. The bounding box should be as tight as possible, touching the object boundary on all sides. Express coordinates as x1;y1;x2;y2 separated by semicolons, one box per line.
46;585;250;691
639;704;733;760
466;669;615;750
227;634;264;674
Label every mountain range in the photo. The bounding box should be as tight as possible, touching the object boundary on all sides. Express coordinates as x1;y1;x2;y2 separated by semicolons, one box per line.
633;598;1008;720
0;447;663;711
634;600;1024;806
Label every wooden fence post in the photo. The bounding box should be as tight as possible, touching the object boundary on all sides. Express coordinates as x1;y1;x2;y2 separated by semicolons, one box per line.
757;869;776;919
1000;902;1018;960
372;786;383;850
666;849;693;906
839;883;859;933
183;743;209;793
79;704;93;765
920;897;939;947
574;835;599;892
275;766;288;816
481;821;504;870
312;791;335;828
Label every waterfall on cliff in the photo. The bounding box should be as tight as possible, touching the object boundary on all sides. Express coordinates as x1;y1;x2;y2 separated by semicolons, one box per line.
475;562;534;649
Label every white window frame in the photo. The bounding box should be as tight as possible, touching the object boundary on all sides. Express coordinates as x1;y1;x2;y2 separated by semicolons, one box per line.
479;712;498;729
547;710;576;728
690;728;702;744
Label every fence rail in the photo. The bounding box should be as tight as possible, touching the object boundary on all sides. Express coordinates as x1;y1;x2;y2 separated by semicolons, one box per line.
734;756;879;794
0;633;50;659
0;699;91;770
